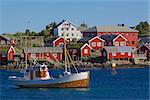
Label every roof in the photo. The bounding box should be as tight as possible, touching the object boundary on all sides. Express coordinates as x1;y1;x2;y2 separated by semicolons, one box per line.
81;43;92;50
24;47;63;53
113;34;127;42
0;35;10;40
138;44;150;50
138;36;150;44
83;26;138;32
0;46;10;53
67;43;85;49
77;26;89;32
78;37;93;43
100;34;117;42
104;46;133;53
53;36;69;44
89;36;105;42
56;19;77;28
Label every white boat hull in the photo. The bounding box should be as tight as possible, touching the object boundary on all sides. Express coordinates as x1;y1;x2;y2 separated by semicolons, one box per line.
9;71;90;88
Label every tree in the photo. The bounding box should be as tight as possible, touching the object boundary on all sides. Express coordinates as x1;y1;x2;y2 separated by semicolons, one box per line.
25;29;30;36
30;31;37;36
39;29;50;38
15;32;24;37
135;21;150;36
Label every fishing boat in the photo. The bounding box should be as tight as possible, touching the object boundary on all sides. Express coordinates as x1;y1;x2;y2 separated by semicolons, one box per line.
9;35;90;88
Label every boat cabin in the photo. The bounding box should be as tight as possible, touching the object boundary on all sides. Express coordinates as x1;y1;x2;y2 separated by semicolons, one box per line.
24;63;51;80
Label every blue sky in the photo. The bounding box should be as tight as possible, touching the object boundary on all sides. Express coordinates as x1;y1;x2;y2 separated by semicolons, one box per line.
0;0;149;34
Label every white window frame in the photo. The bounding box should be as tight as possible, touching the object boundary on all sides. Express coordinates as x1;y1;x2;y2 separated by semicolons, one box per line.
128;52;131;56
112;52;116;56
84;49;88;54
120;42;125;46
97;42;101;46
91;42;96;47
1;40;6;45
121;52;125;55
31;54;36;58
52;53;57;58
115;42;119;46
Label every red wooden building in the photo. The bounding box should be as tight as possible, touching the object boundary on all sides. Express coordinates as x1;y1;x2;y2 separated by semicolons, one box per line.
24;47;63;62
78;36;105;50
88;36;105;50
44;36;69;47
83;26;138;48
113;34;127;46
137;44;150;61
67;43;92;61
0;35;16;46
101;46;133;60
81;43;92;58
53;37;69;47
0;46;15;65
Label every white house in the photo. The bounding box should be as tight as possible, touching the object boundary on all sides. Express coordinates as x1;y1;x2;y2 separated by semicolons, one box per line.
53;20;82;41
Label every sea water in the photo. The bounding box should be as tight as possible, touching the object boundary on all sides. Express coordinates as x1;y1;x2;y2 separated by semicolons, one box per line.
0;67;149;100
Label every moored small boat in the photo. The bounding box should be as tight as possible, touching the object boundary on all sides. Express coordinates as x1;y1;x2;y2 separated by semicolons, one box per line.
9;33;90;88
9;63;90;88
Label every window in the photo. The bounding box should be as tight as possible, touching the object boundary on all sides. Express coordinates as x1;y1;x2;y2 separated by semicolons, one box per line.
31;54;36;58
132;41;134;44
91;42;96;47
73;49;77;53
97;42;101;46
115;42;119;46
128;34;131;36
128;52;131;56
2;54;6;57
132;34;134;36
62;33;64;36
1;40;6;45
112;52;116;56
61;28;64;31
121;52;125;55
66;28;69;30
71;28;74;30
66;33;69;37
72;33;74;36
52;53;57;58
120;42;125;46
84;49;88;54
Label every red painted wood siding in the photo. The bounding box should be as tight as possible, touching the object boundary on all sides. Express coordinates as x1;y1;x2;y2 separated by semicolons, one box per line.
36;53;41;59
56;53;62;61
137;45;150;60
108;52;133;59
89;38;104;50
81;45;91;57
114;36;126;46
0;54;7;61
96;32;137;48
8;48;15;60
25;52;62;61
53;38;65;47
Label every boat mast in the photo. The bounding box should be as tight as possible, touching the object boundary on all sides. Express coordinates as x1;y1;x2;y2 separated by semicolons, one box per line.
64;32;67;73
25;35;27;69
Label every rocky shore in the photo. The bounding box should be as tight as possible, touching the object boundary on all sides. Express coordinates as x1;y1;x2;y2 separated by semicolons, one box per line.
0;63;149;71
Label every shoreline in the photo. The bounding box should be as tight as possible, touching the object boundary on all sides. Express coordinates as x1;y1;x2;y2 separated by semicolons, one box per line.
0;63;149;71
